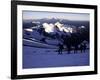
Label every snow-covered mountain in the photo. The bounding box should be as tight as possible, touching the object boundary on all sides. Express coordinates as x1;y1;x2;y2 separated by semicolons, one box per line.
23;19;89;49
42;22;73;33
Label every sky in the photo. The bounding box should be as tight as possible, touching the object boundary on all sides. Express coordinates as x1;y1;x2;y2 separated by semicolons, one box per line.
23;11;90;21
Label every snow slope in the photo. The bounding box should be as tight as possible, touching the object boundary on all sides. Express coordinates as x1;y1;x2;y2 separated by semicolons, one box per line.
23;46;89;69
23;39;58;49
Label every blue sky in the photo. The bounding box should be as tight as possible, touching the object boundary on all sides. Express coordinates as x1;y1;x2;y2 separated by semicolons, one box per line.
23;11;90;21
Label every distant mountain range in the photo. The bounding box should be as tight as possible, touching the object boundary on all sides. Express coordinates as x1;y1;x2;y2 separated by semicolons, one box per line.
24;18;89;23
23;18;89;29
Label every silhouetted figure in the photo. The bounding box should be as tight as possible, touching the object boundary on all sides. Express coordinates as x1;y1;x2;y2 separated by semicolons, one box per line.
83;43;87;52
58;43;64;54
67;45;71;54
74;45;78;53
63;36;72;54
80;44;84;53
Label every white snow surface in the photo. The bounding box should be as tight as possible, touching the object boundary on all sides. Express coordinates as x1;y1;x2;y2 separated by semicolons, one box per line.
23;46;89;68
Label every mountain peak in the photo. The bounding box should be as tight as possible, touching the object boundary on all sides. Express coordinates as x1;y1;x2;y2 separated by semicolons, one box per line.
42;22;73;33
